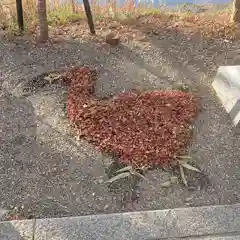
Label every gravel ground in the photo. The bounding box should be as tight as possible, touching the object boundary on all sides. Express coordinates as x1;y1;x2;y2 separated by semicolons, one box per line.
0;28;239;220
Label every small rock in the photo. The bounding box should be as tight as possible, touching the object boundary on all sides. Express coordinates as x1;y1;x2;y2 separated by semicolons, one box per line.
170;176;178;184
185;196;194;202
152;30;159;35
188;186;197;191
136;36;147;42
160;180;172;188
105;32;120;46
98;179;104;184
104;204;109;210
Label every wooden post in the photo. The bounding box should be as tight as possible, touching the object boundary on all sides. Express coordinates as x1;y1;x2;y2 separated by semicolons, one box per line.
16;0;24;31
38;0;48;42
82;0;95;34
71;0;76;13
232;0;240;22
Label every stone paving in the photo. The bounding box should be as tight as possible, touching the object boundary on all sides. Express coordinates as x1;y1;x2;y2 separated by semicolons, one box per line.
0;204;240;239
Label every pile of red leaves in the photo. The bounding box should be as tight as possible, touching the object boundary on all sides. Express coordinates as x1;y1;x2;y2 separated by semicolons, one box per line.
63;67;198;167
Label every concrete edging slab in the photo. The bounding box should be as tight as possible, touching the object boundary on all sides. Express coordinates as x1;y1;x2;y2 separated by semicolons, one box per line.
0;204;240;239
212;65;240;127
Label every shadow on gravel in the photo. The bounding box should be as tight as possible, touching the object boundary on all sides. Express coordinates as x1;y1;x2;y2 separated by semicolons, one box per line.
116;17;240;83
0;221;30;239
0;91;109;219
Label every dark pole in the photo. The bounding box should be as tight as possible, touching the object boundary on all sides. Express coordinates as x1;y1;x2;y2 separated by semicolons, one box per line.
16;0;24;31
82;0;95;34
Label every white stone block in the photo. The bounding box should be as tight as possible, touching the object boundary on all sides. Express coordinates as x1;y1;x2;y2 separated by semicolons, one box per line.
212;66;240;126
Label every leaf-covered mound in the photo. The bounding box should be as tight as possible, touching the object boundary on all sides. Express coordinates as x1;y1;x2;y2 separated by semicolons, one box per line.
63;67;198;167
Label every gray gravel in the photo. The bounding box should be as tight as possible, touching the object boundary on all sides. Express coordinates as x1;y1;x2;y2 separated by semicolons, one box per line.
0;30;239;220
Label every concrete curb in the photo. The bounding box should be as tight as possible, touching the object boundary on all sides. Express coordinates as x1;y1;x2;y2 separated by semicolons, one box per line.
0;204;239;240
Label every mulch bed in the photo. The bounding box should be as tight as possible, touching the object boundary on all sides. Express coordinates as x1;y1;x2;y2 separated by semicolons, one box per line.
63;66;198;168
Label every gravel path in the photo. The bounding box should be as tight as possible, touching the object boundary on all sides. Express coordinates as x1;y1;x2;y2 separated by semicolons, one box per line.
0;29;239;219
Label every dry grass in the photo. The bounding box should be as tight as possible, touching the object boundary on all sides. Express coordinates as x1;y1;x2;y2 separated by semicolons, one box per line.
0;0;18;32
0;0;237;40
133;7;238;40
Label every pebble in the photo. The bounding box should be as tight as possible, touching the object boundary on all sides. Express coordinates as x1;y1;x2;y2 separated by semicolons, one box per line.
188;186;197;191
97;179;104;184
185;196;194;202
104;204;109;210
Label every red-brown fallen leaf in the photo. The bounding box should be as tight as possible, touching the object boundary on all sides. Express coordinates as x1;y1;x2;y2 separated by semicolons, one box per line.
63;67;198;167
5;214;25;221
